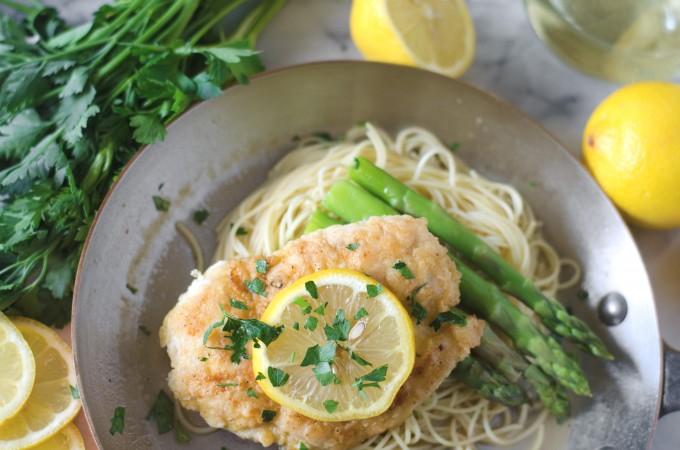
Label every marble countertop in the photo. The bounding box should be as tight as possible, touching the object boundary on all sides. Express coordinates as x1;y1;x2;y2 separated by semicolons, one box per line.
46;0;680;448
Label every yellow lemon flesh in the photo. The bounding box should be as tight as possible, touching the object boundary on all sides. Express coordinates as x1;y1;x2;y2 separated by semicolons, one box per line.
0;313;35;425
252;269;415;422
583;81;680;229
28;423;85;450
350;0;475;78
0;318;81;450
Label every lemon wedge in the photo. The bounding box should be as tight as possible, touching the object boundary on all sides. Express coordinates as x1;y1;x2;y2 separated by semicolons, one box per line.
252;269;415;422
28;423;85;450
0;317;81;450
0;313;35;425
350;0;475;77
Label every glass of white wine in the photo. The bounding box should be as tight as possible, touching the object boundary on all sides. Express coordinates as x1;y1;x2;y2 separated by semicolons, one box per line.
525;0;680;83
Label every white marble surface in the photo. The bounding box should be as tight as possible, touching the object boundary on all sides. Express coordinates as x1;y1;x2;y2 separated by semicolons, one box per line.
43;0;680;448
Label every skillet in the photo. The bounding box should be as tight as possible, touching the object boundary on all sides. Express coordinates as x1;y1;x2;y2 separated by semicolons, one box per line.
72;61;680;449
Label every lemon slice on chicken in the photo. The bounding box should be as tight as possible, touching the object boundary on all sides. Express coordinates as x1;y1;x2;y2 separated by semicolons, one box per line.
252;269;415;422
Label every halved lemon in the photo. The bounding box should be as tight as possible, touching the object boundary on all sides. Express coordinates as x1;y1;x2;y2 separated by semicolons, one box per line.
350;0;475;78
28;423;85;450
252;269;415;422
0;313;35;424
0;317;81;450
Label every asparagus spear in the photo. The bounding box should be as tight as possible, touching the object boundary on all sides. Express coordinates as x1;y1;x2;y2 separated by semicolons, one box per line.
348;156;612;360
452;357;526;407
306;210;572;416
321;180;591;396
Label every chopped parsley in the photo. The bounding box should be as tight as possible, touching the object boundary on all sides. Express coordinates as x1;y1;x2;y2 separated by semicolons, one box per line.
256;258;268;274
245;278;267;297
175;421;190;443
109;406;125;435
267;366;290;387
293;297;312;314
304;315;318;331
300;342;337;367
346;242;360;250
138;325;151;336
69;385;80;399
578;288;589;301
200;357;208;362
312;362;340;386
324;309;351;341
299;443;309;450
392;261;414;279
305;280;318;299
314;302;328;315
255;372;266;381
406;284;428;324
152;195;170;212
230;298;248;310
354;307;369;320
247;388;259;398
235;226;248;236
216;382;238;387
313;131;334;141
292;321;300;330
449;141;461;152
261;409;276;423
352;365;388;399
146;390;174;434
429;309;468;331
203;304;283;363
323;400;339;413
366;284;382;298
193;209;209;225
126;283;138;294
291;352;296;363
350;351;372;367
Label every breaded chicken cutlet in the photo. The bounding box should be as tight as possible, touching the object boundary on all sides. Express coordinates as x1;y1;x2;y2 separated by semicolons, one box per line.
160;215;484;450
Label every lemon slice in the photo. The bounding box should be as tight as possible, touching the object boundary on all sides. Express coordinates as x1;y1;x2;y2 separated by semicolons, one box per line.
350;0;475;77
0;317;81;450
28;423;85;450
252;269;415;422
0;313;35;425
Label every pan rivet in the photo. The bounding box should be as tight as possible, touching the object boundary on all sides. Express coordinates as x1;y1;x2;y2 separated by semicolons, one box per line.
598;292;628;326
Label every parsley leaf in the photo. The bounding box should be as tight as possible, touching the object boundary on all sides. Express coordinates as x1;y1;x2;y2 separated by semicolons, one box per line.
152;195;170;212
305;280;318;299
324;309;350;341
216;382;238;387
146;390;174;434
346;243;359;250
245;278;267;297
236;226;248;236
323;400;339;413
261;409;276;423
352;365;388;398
246;388;258;398
69;385;80;399
293;297;312;314
299;443;309;450
366;284;382;298
314;302;328;315
230;298;248;310
350;351;372;367
407;284;428;325
126;284;138;294
392;261;414;279
292;321;300;330
255;258;268;274
203;304;283;363
109;406;125;435
304;315;318;331
354;307;368;320
193;209;209;225
300;342;337;367
255;372;266;381
138;325;151;336
429;309;468;331
312;361;340;386
175;421;190;443
267;366;290;387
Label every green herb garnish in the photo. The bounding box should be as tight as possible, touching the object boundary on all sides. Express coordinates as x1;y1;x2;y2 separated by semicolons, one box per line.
246;388;258;398
324;309;350;341
230;298;248;310
216;382;238;387
299;443;309;450
350;351;372;367
304;315;319;331
293;297;312;314
256;259;268;274
429;309;467;331
138;325;151;336
449;141;461;152
175;421;190;443
323;400;339;413
69;385;80;399
300;342;336;367
146;390;174;434
354;307;369;320
126;283;138;294
292;321;300;330
200;357;208;362
407;283;428;324
193;209;209;225
305;280;318;299
352;365;388;399
267;366;290;387
262;409;276;423
314;302;328;315
392;261;414;279
366;284;382;298
235;226;248;236
255;372;266;381
346;243;360;250
152;195;170;212
110;406;125;435
312;362;340;386
245;278;267;297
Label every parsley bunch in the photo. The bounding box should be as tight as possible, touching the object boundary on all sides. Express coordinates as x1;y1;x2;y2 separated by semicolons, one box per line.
0;0;286;326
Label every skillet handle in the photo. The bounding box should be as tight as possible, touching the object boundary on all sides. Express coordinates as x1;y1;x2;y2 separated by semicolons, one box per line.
661;342;680;416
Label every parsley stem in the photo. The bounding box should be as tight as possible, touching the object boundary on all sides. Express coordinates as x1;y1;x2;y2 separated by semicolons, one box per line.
227;0;287;46
0;0;34;14
188;0;248;45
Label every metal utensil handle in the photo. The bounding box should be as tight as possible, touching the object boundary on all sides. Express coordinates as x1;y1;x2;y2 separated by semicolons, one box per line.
661;343;680;416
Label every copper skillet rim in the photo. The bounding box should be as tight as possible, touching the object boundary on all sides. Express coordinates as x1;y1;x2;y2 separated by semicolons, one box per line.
70;59;663;447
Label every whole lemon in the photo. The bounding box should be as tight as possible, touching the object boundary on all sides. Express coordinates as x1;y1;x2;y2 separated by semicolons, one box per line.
582;82;680;229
